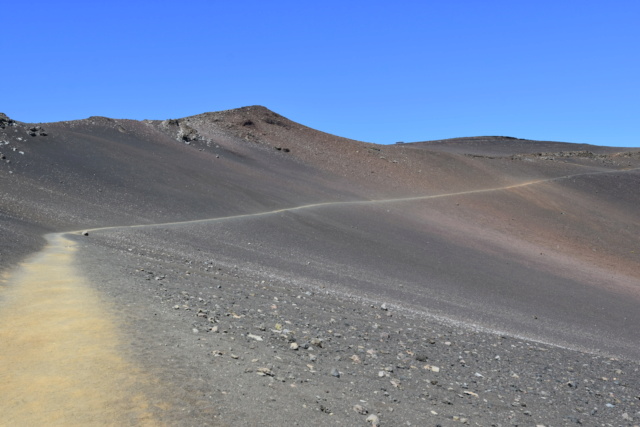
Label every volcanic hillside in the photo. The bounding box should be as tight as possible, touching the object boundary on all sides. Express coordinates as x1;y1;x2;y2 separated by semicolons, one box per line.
1;106;640;425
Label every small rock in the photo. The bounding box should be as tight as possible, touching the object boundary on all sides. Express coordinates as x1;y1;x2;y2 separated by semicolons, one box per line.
290;342;299;350
248;334;263;341
256;367;274;376
353;404;368;415
366;414;380;426
414;353;428;362
330;368;341;378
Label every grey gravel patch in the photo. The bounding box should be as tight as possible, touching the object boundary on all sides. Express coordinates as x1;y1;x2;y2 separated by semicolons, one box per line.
71;230;640;427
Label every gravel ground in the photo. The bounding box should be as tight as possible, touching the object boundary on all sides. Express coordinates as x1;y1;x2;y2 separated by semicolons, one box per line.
71;230;640;427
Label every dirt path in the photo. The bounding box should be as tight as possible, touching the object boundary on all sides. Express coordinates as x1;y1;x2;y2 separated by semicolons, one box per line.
83;166;640;234
0;234;160;426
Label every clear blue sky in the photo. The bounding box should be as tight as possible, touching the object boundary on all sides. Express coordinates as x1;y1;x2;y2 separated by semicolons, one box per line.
2;1;638;147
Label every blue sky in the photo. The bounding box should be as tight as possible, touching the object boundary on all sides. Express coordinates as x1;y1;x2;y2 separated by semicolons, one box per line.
3;1;638;147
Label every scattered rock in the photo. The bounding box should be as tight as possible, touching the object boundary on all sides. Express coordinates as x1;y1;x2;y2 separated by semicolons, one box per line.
256;367;274;376
77;218;640;426
248;334;263;342
353;404;368;415
366;413;380;426
414;353;428;362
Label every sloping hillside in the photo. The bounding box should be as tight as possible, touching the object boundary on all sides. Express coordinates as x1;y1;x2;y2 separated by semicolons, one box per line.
1;107;639;425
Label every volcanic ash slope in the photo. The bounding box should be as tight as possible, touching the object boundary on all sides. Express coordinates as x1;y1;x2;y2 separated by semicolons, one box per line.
1;107;640;426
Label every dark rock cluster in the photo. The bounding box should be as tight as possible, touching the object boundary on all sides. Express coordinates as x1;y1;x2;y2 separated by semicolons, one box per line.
28;125;47;137
0;112;16;129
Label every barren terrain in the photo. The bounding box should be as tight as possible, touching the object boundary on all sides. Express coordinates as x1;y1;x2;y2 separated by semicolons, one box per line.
1;107;639;426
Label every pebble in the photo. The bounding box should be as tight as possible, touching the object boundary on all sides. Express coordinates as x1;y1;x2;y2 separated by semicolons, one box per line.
248;334;263;341
256;367;274;376
366;414;380;426
353;404;368;415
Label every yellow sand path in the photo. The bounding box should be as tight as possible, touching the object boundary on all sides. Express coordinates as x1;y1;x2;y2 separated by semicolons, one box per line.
0;234;159;426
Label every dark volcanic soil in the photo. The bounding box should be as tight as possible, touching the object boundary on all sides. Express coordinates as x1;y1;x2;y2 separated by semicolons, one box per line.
70;228;640;426
1;107;639;426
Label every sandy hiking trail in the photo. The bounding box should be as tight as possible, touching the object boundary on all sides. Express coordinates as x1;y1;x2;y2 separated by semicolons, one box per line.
0;234;161;426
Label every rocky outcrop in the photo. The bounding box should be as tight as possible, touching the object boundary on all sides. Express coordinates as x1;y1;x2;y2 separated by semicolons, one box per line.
27;126;47;137
0;113;16;129
161;118;200;143
177;122;198;143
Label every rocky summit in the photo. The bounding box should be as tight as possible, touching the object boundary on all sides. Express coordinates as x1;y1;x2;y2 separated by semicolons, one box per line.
1;106;639;426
